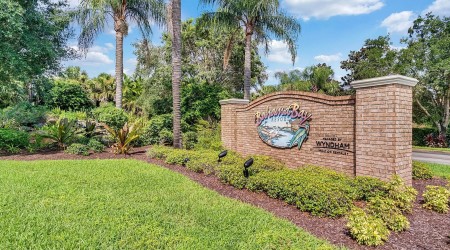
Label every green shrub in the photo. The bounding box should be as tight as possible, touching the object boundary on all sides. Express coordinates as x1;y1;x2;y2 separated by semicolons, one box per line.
0;102;46;127
140;114;172;145
65;143;90;156
422;185;450;213
147;145;173;159
367;196;410;232
247;166;356;217
165;149;194;165
412;161;433;180
351;176;386;201
92;104;128;130
87;139;105;153
412;127;436;146
40;118;79;149
104;121;143;155
46;81;93;111
194;121;222;150
346;207;390;246
384;175;418;213
216;164;248;189
159;129;173;146
0;118;20;129
183;131;197;150
0;128;30;150
186;152;218;174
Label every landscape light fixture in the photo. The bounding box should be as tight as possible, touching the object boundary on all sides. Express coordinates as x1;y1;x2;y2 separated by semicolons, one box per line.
218;150;228;162
182;158;190;167
243;158;254;178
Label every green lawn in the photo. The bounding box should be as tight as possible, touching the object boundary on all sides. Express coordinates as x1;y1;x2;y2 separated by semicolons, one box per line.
425;162;450;180
413;146;450;153
0;159;335;249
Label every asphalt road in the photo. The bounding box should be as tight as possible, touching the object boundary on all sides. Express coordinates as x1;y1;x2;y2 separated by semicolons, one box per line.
412;150;450;165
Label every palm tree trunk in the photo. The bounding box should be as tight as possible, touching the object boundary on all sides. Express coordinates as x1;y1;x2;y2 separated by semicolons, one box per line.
171;0;182;149
115;31;124;109
244;33;252;100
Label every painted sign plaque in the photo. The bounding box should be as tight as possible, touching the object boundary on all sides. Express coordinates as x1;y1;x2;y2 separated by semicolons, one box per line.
255;103;312;149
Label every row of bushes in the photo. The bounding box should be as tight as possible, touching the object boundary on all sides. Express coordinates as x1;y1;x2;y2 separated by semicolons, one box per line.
148;146;397;218
146;146;425;246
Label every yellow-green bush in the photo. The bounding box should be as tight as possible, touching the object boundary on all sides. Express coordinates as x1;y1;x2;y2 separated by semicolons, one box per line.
423;185;450;213
346;207;390;246
412;161;433;180
385;175;418;213
367;196;410;232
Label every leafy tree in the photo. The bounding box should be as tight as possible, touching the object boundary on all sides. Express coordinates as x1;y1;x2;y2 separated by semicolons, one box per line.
403;14;450;135
123;74;143;114
76;0;165;109
0;0;74;107
255;64;343;98
200;0;301;100
340;36;402;85
46;80;93;111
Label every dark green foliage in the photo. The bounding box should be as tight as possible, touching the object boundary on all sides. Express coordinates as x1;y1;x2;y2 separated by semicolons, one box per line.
422;185;450;213
194;120;222;151
46;81;93;111
158;129;173;146
412;161;433;180
351;176;386;201
92;104;128;130
0;0;74;107
412;127;436;146
183;131;197;150
247;167;361;217
346;207;390;246
0;102;47;127
140;114;173;145
87;139;105;153
65;143;90;156
0;128;29;150
40;118;79;149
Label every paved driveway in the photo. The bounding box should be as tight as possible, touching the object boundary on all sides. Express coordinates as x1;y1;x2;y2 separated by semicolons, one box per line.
413;150;450;165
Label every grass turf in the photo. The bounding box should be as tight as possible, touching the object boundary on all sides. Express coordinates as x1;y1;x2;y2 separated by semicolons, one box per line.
413;146;450;153
424;162;450;180
0;159;336;249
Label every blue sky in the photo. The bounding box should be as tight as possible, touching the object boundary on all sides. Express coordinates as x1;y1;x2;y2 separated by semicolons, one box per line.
64;0;450;85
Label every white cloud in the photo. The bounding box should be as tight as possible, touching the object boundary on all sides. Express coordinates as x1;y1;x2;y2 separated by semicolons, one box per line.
66;0;79;8
265;40;297;64
381;11;415;34
105;43;114;50
69;45;113;66
423;0;450;16
282;0;384;20
314;53;342;63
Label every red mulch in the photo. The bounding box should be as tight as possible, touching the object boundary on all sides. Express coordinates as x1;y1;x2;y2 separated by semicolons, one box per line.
1;148;449;250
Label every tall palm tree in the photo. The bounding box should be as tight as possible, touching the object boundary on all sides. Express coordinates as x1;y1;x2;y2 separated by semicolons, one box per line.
76;0;165;109
169;0;182;148
200;0;301;100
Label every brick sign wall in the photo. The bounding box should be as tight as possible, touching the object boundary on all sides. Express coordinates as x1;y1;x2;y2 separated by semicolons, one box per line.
220;75;418;184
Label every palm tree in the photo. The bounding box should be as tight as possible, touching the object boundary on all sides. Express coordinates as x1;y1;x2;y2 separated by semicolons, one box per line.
200;0;301;100
87;73;116;105
76;0;165;109
169;0;182;148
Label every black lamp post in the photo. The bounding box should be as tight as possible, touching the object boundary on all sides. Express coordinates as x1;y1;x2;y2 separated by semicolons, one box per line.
243;158;253;178
218;150;228;162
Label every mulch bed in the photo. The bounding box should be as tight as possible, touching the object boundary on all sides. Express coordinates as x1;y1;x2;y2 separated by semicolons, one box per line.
1;148;449;250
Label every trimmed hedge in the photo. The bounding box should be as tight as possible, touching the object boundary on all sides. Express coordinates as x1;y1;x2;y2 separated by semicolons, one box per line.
146;146;387;218
423;185;450;213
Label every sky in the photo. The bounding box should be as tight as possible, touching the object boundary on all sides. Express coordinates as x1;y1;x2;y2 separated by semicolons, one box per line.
63;0;450;85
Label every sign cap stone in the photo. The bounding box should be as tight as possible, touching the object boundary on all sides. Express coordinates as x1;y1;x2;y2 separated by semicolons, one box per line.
351;75;418;89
